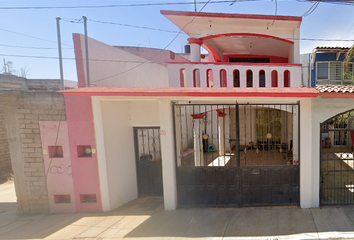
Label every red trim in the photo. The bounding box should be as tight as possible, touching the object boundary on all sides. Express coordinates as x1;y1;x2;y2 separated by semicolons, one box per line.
201;33;294;44
73;34;86;88
202;42;221;62
191;113;205;119
160;10;302;22
319;93;354;99
166;62;301;66
59;87;319;98
188;38;203;46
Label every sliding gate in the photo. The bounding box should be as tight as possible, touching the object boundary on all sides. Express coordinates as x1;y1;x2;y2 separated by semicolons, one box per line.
174;103;299;207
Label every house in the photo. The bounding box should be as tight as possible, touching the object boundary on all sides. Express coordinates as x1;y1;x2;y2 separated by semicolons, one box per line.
310;47;354;87
13;10;354;214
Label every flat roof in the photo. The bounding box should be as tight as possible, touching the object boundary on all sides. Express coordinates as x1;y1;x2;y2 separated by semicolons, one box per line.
59;87;318;98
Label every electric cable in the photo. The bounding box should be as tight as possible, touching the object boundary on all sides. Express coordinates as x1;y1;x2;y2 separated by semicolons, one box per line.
0;43;72;50
87;0;212;85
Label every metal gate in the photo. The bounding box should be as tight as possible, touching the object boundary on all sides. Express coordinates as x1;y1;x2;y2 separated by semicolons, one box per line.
174;103;299;207
320;109;354;205
134;127;163;196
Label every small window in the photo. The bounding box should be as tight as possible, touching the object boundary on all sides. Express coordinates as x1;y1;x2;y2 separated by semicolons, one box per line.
317;62;329;80
247;70;253;87
77;145;92;158
80;194;97;203
220;69;227;87
233;70;240;87
180;68;186;87
284;70;290;87
271;70;278;87
259;70;265;87
48;146;63;158
54;194;71;204
193;69;200;87
206;69;213;87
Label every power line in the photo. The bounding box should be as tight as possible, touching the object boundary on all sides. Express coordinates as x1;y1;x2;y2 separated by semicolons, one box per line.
0;1;263;10
0;27;73;47
301;1;320;16
0;43;72;50
89;0;212;84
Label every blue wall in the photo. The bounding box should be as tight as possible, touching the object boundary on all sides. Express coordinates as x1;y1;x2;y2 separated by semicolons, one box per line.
311;52;353;87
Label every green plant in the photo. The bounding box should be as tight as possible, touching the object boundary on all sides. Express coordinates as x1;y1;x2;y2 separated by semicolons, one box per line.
321;165;334;183
283;150;292;165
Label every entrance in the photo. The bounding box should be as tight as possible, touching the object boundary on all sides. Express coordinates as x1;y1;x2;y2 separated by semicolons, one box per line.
134;127;163;196
174;103;299;207
320;109;354;205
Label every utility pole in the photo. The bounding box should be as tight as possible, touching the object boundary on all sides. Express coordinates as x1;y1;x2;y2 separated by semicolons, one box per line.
56;17;64;90
83;16;90;87
194;0;197;11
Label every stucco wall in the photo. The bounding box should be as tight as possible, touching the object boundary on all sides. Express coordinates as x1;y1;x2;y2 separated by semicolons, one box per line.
73;34;189;88
100;101;137;210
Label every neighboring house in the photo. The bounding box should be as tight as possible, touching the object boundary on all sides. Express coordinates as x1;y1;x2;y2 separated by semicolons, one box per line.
9;10;354;215
311;47;354;87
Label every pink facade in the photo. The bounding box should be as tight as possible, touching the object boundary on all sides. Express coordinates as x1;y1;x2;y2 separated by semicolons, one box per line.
65;96;102;212
39;121;76;213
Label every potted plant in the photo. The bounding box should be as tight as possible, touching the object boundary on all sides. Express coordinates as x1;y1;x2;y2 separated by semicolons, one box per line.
283;150;292;165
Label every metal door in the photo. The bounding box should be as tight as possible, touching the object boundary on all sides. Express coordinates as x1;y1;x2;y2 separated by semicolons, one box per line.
174;103;299;207
134;127;163;196
320;109;354;205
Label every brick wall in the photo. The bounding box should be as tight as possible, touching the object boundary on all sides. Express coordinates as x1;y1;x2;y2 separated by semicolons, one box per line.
2;91;66;214
0;105;12;178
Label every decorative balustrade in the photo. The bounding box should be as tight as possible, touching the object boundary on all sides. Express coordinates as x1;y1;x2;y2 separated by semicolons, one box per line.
168;62;302;88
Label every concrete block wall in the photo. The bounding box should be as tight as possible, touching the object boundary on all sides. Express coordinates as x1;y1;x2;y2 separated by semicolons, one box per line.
0;105;12;178
2;92;66;214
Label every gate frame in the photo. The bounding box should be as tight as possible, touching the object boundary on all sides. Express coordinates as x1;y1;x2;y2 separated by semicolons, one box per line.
133;126;161;197
319;108;354;206
173;102;300;207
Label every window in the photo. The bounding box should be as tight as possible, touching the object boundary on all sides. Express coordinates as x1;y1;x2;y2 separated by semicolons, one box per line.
247;70;253;87
193;69;200;87
206;69;213;87
284;70;290;87
220;69;227;87
271;70;278;87
259;70;265;87
180;68;186;87
316;61;354;85
234;70;240;87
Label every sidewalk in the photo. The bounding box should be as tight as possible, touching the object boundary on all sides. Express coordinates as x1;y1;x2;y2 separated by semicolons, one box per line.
1;182;354;239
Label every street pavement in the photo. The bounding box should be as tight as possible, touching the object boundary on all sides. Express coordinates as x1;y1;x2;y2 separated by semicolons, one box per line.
1;182;354;239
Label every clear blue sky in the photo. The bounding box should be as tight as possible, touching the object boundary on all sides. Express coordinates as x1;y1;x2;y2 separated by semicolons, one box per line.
0;0;353;81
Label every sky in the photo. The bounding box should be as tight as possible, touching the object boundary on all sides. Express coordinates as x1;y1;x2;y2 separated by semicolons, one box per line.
0;0;353;82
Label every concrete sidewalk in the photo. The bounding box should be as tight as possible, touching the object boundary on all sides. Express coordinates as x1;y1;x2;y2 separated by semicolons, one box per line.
1;182;354;239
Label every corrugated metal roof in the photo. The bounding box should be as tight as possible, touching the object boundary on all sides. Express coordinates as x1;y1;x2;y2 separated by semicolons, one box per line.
315;47;351;50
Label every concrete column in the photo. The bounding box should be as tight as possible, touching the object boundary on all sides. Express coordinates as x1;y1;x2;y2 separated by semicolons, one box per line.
91;97;110;212
299;99;313;208
3;104;30;214
188;38;202;62
158;99;177;210
218;115;225;156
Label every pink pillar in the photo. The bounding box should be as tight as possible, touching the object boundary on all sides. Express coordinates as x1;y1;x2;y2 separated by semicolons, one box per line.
65;96;102;212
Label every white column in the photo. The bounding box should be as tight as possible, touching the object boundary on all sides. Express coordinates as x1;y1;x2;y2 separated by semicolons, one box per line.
159;99;178;210
188;38;202;62
92;97;111;211
299;99;313;208
218;116;225;156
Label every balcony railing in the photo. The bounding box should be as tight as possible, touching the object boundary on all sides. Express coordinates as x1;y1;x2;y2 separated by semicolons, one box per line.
168;62;302;88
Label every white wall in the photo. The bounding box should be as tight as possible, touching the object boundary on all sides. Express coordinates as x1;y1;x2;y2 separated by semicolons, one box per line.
130;101;160;126
100;101;138;210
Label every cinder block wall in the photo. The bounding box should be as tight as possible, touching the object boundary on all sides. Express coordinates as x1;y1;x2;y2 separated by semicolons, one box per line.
2;91;66;214
0;105;12;178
